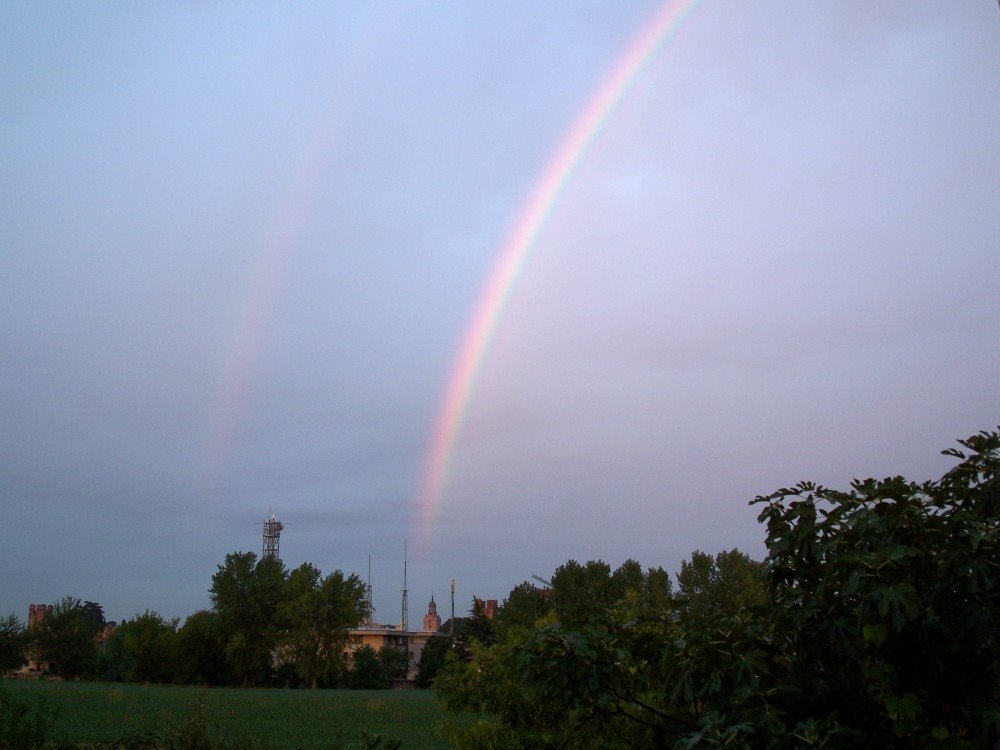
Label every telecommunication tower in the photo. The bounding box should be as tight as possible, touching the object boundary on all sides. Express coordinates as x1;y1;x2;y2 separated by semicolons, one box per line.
400;539;409;631
261;514;284;560
364;554;375;625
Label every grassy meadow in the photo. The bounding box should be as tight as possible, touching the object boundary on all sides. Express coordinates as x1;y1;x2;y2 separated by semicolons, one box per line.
3;680;476;750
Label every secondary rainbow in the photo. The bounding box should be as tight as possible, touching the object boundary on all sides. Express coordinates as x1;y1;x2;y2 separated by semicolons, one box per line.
202;11;395;499
415;0;699;548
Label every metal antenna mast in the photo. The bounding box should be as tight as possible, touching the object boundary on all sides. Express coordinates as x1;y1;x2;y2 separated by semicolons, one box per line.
400;539;409;631
364;554;375;625
450;579;456;635
259;512;284;560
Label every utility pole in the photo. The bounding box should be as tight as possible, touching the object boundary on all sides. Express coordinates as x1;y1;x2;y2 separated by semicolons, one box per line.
450;579;455;636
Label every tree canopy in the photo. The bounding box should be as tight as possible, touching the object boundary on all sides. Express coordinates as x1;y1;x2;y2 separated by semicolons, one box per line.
437;429;1000;749
210;552;288;687
0;614;25;674
108;611;178;684
278;563;367;688
10;428;996;740
29;597;101;679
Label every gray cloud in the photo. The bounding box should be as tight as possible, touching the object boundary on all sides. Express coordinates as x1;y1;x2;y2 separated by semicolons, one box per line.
2;1;997;624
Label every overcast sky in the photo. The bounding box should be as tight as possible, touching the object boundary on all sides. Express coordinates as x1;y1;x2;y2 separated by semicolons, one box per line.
3;1;998;626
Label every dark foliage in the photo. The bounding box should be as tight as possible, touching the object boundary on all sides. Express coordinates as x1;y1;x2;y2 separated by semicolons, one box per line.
173;610;229;685
28;596;101;679
437;429;1000;749
345;646;386;689
0;614;26;675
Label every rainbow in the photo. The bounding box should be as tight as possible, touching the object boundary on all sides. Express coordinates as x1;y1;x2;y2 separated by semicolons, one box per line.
203;9;396;497
203;151;324;498
415;0;700;549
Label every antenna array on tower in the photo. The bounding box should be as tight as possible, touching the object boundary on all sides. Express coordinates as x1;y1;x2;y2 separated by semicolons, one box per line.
364;554;375;625
260;513;284;560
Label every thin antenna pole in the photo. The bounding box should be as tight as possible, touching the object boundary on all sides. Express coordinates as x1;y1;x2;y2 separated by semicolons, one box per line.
364;554;374;625
400;539;409;631
450;579;455;636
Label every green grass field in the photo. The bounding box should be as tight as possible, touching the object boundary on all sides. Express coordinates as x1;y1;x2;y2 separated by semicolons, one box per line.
3;680;477;749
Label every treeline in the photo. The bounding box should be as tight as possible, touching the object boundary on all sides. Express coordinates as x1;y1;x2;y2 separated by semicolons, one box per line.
431;430;1000;749
0;554;402;689
3;428;997;748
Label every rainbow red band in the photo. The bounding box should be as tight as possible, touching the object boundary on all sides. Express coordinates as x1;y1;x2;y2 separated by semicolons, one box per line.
415;0;699;552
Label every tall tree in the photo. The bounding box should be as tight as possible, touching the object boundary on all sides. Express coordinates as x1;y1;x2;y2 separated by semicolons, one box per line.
549;559;663;628
675;549;765;627
173;610;228;685
550;559;613;628
29;597;100;678
467;598;495;646
438;561;686;749
0;614;26;674
609;558;645;597
79;601;106;631
414;635;451;687
278;563;366;689
210;551;287;686
495;582;551;642
346;645;385;689
114;610;178;683
378;645;409;681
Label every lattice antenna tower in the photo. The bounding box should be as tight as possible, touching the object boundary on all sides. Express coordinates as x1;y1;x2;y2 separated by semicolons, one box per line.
261;512;284;560
400;539;409;631
364;554;375;625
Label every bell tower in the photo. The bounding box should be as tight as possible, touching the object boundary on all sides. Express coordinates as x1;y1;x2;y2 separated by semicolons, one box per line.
422;595;441;632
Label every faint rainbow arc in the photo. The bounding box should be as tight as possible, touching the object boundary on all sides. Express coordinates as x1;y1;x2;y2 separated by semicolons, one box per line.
415;0;699;547
203;10;399;499
203;145;328;497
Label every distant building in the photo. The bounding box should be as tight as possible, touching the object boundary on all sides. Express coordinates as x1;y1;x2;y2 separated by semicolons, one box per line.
346;597;447;683
14;603;116;678
22;603;54;675
473;597;498;619
27;603;52;628
422;595;441;632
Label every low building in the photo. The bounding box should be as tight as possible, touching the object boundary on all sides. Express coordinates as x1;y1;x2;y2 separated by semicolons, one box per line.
345;596;446;683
